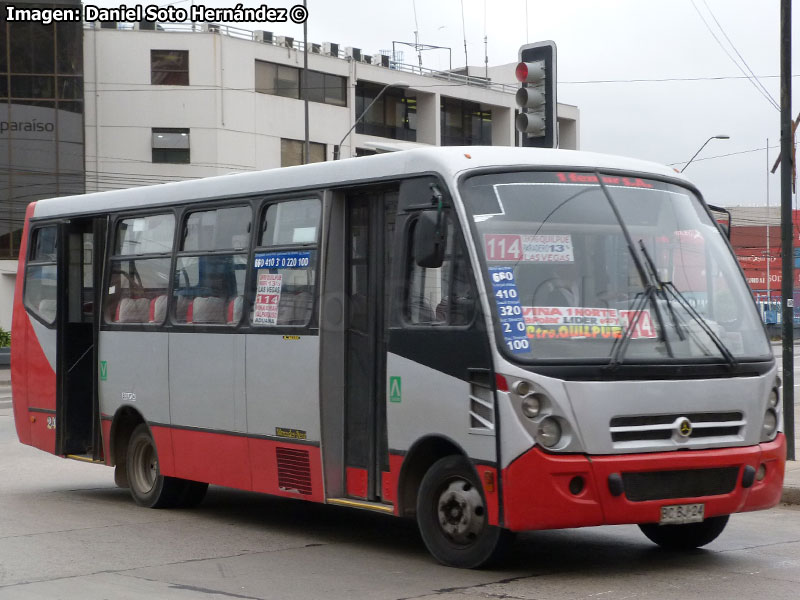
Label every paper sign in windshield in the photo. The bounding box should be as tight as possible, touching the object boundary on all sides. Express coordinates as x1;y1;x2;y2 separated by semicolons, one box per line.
484;234;573;263
522;306;657;340
489;266;531;354
253;272;282;325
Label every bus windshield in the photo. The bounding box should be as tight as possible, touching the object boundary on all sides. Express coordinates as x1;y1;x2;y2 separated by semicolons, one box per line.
460;170;771;363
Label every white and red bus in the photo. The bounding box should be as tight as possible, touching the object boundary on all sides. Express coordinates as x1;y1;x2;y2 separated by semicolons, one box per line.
11;148;784;567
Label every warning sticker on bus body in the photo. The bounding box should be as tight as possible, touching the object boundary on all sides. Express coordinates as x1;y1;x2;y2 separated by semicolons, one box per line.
489;266;530;354
522;306;657;340
253;250;311;269
484;234;573;263
253;272;282;325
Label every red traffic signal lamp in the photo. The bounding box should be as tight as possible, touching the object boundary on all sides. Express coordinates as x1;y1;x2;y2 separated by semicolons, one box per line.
515;41;557;148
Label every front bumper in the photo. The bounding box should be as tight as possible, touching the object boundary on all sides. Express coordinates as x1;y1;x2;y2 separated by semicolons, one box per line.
501;434;786;532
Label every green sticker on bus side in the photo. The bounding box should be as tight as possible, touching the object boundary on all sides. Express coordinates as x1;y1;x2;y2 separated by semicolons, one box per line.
389;376;401;403
100;361;107;381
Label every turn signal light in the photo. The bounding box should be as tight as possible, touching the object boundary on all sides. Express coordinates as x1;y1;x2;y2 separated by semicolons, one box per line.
483;471;495;493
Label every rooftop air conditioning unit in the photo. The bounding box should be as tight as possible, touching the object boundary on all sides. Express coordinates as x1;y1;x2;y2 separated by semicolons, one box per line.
276;35;294;48
323;42;339;57
373;54;390;68
361;54;373;65
201;23;220;33
345;47;362;62
310;43;321;54
254;30;273;44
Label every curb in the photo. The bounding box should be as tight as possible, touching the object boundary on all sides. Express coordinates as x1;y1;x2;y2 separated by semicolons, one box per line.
781;485;800;505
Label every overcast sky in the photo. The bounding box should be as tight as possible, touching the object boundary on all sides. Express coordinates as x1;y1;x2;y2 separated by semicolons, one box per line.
88;0;799;211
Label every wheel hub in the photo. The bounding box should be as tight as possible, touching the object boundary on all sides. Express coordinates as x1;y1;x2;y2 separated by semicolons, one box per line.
132;438;157;494
437;479;486;545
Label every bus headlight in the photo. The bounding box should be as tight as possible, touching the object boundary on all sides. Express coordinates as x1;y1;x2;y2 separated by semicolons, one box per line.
521;394;542;418
769;388;780;408
761;408;778;441
512;380;532;396
535;417;562;448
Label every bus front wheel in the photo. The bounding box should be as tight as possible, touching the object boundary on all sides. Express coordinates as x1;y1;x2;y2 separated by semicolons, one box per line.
416;455;511;568
126;424;189;508
638;515;730;550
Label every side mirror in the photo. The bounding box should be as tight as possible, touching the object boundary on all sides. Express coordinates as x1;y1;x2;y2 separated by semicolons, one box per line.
414;210;447;268
707;204;731;240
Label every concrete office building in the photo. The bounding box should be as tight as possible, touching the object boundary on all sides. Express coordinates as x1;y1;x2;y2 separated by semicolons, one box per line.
0;18;581;331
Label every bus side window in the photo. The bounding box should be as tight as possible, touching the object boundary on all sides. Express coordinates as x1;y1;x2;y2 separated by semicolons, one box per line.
105;214;175;325
405;215;476;326
173;206;251;326
250;198;320;328
24;226;59;326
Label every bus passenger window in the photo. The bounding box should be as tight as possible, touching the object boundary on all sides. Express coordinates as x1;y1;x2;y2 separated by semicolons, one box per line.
251;198;320;328
174;206;251;326
405;216;476;326
24;226;59;325
105;214;175;325
173;255;247;324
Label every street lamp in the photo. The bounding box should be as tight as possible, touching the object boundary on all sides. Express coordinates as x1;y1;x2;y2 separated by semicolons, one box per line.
334;81;410;160
680;134;730;172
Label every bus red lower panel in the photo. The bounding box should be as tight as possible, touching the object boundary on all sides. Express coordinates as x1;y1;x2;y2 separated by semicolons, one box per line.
163;427;323;503
502;435;786;532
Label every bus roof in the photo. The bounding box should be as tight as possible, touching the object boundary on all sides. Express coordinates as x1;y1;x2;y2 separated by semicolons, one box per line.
32;147;689;219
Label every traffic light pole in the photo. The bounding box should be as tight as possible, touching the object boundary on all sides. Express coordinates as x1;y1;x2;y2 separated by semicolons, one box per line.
780;0;795;460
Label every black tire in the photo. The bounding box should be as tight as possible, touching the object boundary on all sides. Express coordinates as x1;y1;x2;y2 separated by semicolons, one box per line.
416;455;512;568
638;515;730;550
126;423;187;508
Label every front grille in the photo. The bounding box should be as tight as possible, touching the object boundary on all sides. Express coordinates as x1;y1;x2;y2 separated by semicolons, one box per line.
622;467;739;501
276;447;313;495
610;411;744;443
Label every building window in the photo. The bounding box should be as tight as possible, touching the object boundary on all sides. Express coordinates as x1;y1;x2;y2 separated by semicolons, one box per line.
0;19;85;259
255;60;347;106
355;81;416;141
281;139;326;167
304;70;347;106
440;97;491;146
152;128;190;164
151;50;189;85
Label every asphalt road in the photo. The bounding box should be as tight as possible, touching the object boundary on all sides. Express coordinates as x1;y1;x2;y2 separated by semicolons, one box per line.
2;408;800;599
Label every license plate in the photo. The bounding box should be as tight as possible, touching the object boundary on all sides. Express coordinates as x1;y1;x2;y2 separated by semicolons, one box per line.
659;503;705;525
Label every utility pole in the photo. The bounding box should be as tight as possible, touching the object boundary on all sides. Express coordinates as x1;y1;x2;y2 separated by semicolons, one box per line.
767;138;771;308
780;0;795;460
302;0;309;164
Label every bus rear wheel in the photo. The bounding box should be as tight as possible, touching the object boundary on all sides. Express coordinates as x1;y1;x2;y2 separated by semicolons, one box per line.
638;515;730;550
416;455;511;568
126;423;190;508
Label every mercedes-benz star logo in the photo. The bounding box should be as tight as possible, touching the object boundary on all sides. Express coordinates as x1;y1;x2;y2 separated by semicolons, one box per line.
677;418;693;437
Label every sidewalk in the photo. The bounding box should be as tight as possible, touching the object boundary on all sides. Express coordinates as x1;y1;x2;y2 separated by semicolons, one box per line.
780;408;800;505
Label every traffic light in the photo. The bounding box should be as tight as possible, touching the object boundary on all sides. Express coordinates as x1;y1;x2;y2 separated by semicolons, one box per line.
515;41;557;148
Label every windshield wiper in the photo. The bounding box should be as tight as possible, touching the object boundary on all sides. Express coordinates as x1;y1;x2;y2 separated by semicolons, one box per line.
606;284;659;370
593;173;675;369
637;239;687;346
639;242;737;368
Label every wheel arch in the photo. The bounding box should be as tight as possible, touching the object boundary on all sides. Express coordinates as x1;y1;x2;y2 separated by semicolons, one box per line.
108;406;148;487
396;434;473;519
